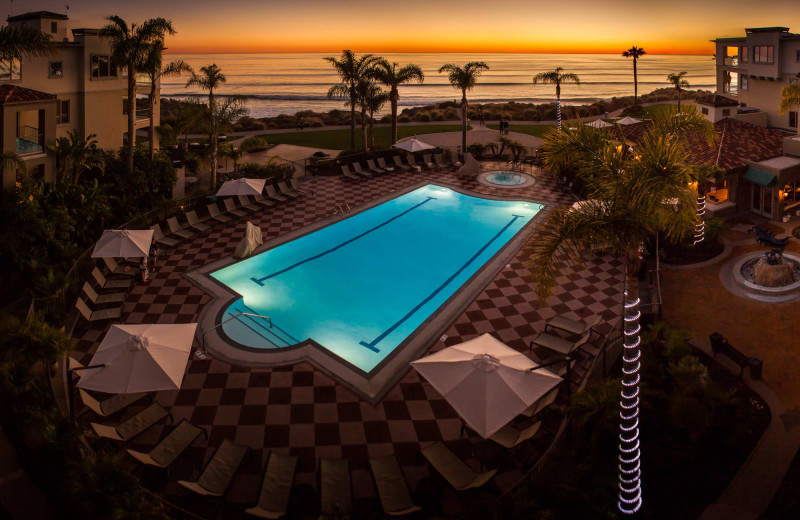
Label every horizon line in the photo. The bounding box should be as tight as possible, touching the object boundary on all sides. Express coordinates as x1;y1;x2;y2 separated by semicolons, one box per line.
163;50;714;56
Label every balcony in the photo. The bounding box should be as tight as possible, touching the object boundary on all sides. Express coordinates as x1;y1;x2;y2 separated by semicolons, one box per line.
16;125;43;155
724;56;739;67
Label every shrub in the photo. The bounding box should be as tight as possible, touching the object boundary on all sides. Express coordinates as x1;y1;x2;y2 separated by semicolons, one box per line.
415;113;431;122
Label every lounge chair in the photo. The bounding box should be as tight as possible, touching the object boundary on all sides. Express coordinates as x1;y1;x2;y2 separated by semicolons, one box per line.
489;421;542;449
340;165;361;181
520;387;559;418
127;419;206;468
151;223;180;248
186;210;211;232
244;451;298;519
530;329;592;356
434;155;454;172
366;159;387;174
421;154;437;172
265;185;289;203
392;155;411;172
277;181;302;198
75;297;121;322
377;157;395;172
369;455;421;516
405;155;423;173
237;195;261;212
545;315;602;339
420;441;496;491
254;194;276;207
177;438;250;497
91;267;132;290
90;402;170;442
167;216;195;240
207;203;232;223
320;459;351;517
82;281;126;305
224;197;249;217
289;178;313;195
351;162;373;177
79;388;149;417
103;257;136;276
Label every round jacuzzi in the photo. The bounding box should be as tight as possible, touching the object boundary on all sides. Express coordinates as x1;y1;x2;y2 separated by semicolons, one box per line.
478;170;536;189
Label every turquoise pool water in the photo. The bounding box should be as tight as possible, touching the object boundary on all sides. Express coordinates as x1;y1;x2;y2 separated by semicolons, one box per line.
210;185;541;373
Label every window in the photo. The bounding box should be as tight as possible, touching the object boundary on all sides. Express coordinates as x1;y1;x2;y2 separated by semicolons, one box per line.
790;111;798;129
701;107;709;115
48;61;63;78
50;21;57;33
740;46;748;63
708;179;729;203
783;181;800;208
722;109;731;117
90;55;117;78
753;45;774;64
56;100;69;124
0;58;21;81
740;75;748;91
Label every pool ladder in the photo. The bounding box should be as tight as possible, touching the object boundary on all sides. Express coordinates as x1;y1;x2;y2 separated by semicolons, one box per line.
328;201;351;216
201;311;273;354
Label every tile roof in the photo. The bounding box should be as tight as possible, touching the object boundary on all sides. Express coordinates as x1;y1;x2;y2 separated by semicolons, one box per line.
0;85;57;105
696;94;739;108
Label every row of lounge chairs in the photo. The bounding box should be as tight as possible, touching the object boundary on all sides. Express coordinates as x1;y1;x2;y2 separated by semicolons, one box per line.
341;153;462;180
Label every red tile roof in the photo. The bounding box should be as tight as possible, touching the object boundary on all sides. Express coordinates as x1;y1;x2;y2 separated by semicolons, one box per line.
696;94;739;108
0;85;57;105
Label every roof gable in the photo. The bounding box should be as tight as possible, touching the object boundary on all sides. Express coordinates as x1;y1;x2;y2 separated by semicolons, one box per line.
0;85;57;105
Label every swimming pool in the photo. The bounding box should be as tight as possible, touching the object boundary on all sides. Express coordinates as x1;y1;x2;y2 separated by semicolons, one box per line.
209;184;541;373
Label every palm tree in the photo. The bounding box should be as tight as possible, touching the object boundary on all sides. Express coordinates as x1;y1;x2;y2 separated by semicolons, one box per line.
0;25;55;61
219;136;266;173
360;84;390;150
186;64;229;186
528;107;713;516
324;50;381;150
622;46;647;107
780;83;800;134
689;164;721;245
198;97;247;188
47;130;105;184
142;40;193;159
371;60;424;145
532;67;581;130
439;62;490;154
667;71;690;109
101;16;176;175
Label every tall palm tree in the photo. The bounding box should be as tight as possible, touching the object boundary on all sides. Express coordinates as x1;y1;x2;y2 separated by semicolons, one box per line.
689;164;721;245
199;96;247;188
360;84;390;150
528;107;713;516
0;25;55;62
371;60;424;145
532;67;581;130
666;71;690;109
438;62;490;154
324;50;381;150
622;46;646;107
47;130;104;184
780;83;800;134
142;40;193;159
101;16;176;175
186;64;229;186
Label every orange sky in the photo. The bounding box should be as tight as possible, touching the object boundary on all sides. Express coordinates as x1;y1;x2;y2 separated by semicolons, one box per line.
10;0;800;54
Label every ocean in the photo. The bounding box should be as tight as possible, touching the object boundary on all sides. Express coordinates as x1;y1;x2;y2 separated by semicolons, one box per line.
159;53;716;118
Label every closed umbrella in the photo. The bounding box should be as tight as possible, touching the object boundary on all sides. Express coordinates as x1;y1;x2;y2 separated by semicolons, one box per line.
216;177;267;197
393;137;435;153
91;229;154;258
411;333;561;439
76;323;197;394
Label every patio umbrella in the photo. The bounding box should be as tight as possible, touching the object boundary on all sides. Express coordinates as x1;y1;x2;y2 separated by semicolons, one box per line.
393;137;435;153
586;119;612;128
76;323;197;394
615;116;642;125
216;177;267;197
411;333;562;439
91;229;154;258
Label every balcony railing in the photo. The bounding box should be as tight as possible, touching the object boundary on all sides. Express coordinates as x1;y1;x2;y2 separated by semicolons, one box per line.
17;125;43;154
724;56;739;67
135;107;151;122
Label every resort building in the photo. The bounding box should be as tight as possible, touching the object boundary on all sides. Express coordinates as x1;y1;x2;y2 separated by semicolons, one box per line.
1;11;158;190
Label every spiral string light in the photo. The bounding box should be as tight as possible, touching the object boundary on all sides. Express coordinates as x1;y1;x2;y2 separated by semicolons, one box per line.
618;290;643;515
693;195;706;245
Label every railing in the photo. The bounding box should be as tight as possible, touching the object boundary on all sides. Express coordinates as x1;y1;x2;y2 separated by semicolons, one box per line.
724;56;739;67
135;107;150;122
17;125;43;154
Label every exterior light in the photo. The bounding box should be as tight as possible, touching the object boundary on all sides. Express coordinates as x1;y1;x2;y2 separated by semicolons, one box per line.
618;290;643;515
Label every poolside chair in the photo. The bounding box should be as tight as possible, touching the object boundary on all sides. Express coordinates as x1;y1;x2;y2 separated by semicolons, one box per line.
420;441;496;491
377;157;395;172
351;162;373;177
530;329;592;356
90;402;170;442
421;153;437;172
224;197;250;217
177;438;250;497
392;155;412;172
289;178;314;195
103;257;136;276
366;159;387;174
82;281;126;305
244;451;298;519
207;202;232;223
277;181;302;199
127;419;207;468
237;195;261;212
186;210;211;232
254;194;276;207
489;421;543;449
369;455;421;516
520;386;559;418
75;297;121;322
434;154;454;172
91;267;133;290
167;216;195;240
340;164;361;181
79;388;149;417
265;185;289;203
405;155;423;173
545;315;602;339
151;223;180;248
320;458;351;518
450;152;463;168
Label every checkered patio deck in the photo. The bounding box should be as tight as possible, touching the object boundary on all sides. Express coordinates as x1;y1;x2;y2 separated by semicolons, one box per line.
70;162;624;516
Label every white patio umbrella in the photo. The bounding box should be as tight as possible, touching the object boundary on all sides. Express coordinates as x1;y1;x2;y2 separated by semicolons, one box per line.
91;229;154;258
586;119;613;128
76;323;197;394
615;116;642;125
393;137;435;153
216;177;267;197
411;333;562;439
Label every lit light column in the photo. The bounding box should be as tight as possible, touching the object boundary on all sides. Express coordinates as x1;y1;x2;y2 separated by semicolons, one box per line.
618;288;643;515
693;194;706;245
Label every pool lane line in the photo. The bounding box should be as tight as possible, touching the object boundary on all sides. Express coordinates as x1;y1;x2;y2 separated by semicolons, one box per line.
250;196;437;286
358;213;526;353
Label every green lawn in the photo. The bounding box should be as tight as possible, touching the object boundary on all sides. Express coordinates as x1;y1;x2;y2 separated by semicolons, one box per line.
487;123;556;138
258;124;466;150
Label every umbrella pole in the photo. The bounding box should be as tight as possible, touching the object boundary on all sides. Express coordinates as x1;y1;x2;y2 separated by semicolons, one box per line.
67;364;106;427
